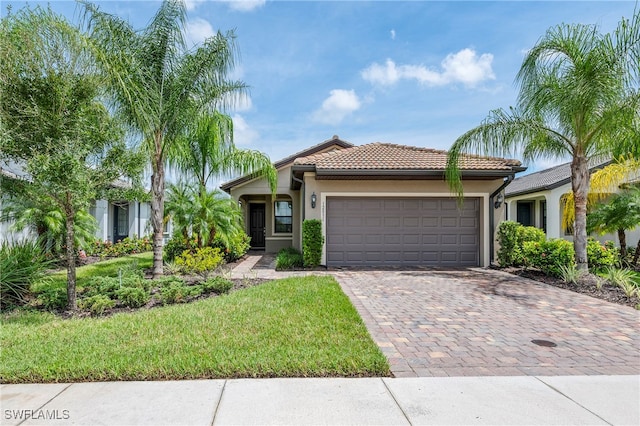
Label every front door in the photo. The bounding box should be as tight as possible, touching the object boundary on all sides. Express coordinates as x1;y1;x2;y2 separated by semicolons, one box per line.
113;204;129;243
249;203;266;248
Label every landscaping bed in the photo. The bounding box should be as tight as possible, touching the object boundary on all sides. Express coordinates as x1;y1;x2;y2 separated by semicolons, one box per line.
506;267;640;308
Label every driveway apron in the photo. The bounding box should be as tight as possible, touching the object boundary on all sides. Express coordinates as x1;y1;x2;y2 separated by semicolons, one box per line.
333;269;640;378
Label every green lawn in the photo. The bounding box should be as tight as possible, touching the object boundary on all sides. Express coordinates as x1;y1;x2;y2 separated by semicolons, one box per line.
1;275;390;383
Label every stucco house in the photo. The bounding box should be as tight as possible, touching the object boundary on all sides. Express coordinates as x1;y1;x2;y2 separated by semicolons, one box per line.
0;161;158;245
221;136;524;267
504;159;640;248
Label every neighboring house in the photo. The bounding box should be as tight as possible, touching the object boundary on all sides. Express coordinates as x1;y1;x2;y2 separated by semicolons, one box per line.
503;159;640;247
0;161;158;244
221;136;524;267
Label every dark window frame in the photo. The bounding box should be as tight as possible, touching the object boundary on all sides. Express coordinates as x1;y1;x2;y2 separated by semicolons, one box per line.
274;200;293;234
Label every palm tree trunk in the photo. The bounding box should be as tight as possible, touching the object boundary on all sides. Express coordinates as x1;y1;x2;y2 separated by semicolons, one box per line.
633;239;640;266
571;155;590;272
617;229;627;258
151;158;165;279
64;198;77;310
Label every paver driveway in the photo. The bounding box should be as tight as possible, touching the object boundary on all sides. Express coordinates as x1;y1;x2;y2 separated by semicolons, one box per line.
333;268;640;377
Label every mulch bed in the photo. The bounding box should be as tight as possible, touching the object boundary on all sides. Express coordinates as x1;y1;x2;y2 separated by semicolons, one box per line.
505;267;639;308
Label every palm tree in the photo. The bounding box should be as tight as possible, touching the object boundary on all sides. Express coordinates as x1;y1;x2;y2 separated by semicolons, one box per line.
165;182;243;249
168;112;277;195
82;0;247;277
562;157;640;232
446;11;640;272
587;186;640;262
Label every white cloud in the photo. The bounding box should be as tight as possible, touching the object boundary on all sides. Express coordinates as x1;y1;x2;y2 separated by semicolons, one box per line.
361;48;495;88
390;29;396;40
184;0;205;11
232;114;259;146
184;18;215;47
313;89;362;125
222;0;266;12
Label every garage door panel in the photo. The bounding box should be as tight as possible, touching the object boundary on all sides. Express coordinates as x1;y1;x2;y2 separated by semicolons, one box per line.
326;197;479;267
441;217;458;227
441;234;458;245
460;217;477;227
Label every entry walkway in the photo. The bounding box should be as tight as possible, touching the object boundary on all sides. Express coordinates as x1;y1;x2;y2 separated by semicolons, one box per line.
2;375;638;425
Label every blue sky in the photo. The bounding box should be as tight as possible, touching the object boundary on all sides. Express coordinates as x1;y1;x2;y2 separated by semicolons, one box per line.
3;0;638;179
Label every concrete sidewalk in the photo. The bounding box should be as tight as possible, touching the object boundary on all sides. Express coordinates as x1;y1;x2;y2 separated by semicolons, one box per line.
2;375;638;425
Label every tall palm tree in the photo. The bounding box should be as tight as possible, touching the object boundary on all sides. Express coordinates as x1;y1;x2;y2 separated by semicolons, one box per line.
168;112;277;195
82;0;247;277
447;11;640;272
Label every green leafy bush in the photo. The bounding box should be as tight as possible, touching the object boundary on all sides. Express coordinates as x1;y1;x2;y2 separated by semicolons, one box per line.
275;247;304;270
522;239;575;277
160;281;201;305
586;238;617;271
78;294;115;315
212;232;251;263
302;219;324;268
0;239;53;310
175;247;224;279
496;221;521;267
35;286;67;311
84;272;148;299
517;226;546;245
87;236;152;258
202;276;233;294
163;235;197;262
114;286;150;308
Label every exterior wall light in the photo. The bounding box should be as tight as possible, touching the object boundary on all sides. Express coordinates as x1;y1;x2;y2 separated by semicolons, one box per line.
311;192;317;209
494;193;504;209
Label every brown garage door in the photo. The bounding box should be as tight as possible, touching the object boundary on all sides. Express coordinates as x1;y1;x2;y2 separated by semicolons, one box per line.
326;197;479;267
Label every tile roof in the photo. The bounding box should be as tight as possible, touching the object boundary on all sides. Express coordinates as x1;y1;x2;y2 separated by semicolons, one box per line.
505;157;611;197
220;135;353;191
293;142;522;172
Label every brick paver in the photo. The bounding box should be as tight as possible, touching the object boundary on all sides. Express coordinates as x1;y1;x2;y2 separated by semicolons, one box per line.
333;268;640;377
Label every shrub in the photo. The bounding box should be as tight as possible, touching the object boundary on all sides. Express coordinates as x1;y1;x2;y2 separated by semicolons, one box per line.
0;239;53;310
517;226;546;245
160;281;200;305
587;238;617;271
175;247;224;279
522;239;575;277
87;236;152;258
302;219;323;268
202;276;233;294
35;286;67;311
163;235;197;262
496;221;521;267
114;286;150;308
276;247;304;270
156;276;186;287
78;295;115;315
84;272;148;299
212;232;251;263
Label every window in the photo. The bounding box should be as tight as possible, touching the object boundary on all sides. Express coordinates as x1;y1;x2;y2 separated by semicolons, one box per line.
274;200;292;233
516;201;534;227
540;201;547;233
